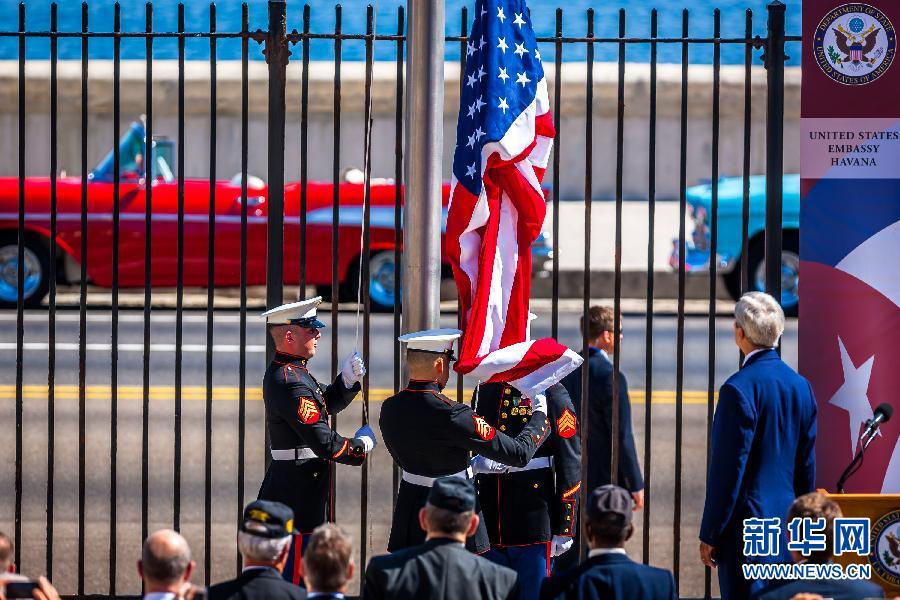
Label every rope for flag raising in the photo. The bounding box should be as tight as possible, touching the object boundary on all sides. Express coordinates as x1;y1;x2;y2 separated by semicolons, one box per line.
354;1;378;426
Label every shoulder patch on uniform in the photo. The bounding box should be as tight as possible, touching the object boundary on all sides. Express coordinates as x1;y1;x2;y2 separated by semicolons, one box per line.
472;414;496;441
297;397;321;424
556;408;577;439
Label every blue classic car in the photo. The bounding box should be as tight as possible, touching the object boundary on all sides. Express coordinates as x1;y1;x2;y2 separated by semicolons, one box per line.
670;174;800;315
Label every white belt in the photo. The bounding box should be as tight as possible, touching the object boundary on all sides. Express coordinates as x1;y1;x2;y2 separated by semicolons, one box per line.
270;447;317;461
505;456;553;473
401;466;474;487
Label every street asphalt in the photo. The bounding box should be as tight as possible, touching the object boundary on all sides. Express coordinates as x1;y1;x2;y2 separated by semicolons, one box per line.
0;308;800;597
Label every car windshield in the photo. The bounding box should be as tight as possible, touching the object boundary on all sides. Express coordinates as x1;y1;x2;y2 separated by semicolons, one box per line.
90;121;175;184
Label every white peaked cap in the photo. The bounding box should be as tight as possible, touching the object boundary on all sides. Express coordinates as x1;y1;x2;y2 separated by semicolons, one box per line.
260;296;325;326
398;328;462;353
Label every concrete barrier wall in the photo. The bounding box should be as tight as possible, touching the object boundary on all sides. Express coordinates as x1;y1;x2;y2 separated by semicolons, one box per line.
0;60;800;200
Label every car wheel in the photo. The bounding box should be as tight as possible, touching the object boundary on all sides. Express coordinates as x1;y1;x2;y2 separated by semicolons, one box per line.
745;231;800;317
0;235;51;309
366;251;399;312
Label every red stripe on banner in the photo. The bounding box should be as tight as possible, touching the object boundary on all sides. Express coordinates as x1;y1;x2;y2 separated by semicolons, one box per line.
446;183;480;329
484;338;568;383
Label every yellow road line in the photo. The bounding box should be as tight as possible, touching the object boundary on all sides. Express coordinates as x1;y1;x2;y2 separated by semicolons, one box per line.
0;385;718;405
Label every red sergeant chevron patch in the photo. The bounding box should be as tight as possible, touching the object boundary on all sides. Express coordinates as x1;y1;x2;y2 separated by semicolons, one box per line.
472;414;496;441
557;408;577;439
297;397;320;424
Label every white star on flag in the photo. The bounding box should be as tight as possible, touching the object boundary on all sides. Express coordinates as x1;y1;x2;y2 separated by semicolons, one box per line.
474;95;486;112
497;97;509;113
474;126;485;141
467;101;477;118
466;73;478;88
467;41;477;57
497;6;506;22
515;71;531;86
513;13;526;27
477;65;486;80
498;66;509;82
466;162;477;178
535;49;541;61
514;42;529;58
828;337;877;456
467;132;477;148
497;37;508;53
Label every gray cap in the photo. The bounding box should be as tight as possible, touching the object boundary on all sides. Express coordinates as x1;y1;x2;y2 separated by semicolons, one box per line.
586;485;634;524
427;476;476;513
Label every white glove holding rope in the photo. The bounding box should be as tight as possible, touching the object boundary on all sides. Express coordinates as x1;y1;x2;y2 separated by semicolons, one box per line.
341;351;366;388
530;392;548;415
470;454;510;475
550;535;574;557
353;423;377;453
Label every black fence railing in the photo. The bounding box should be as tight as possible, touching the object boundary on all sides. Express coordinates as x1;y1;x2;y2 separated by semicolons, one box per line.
0;1;798;597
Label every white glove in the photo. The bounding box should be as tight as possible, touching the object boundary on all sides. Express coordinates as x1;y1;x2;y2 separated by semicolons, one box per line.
470;454;509;475
353;423;377;452
530;392;548;415
341;351;366;388
550;535;574;557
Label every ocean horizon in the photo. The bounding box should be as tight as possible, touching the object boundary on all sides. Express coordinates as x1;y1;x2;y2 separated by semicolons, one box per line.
0;0;802;64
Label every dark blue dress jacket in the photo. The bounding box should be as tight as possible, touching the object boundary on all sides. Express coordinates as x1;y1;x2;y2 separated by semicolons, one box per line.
540;552;676;600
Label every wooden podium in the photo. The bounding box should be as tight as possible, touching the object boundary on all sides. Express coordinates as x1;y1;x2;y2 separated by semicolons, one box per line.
818;490;900;597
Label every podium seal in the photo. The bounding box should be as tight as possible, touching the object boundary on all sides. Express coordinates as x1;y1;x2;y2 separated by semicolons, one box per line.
872;508;900;587
814;3;896;85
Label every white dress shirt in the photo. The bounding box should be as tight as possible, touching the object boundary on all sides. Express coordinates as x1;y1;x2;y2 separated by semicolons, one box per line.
588;547;628;558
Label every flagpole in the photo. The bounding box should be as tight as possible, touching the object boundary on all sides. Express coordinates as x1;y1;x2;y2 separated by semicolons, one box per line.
402;0;445;340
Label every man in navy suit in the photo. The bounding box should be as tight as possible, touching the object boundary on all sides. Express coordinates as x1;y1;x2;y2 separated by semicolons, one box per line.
752;492;884;600
540;484;676;600
700;292;818;599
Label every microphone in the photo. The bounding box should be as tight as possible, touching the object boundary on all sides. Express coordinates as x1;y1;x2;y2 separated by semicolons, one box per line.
837;403;893;493
860;403;893;441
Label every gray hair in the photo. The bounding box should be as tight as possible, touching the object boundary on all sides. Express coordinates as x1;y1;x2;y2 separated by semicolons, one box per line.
237;530;292;564
734;291;784;347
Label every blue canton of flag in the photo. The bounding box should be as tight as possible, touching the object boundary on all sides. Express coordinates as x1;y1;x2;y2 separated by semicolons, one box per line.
834;518;871;556
451;0;545;198
743;518;782;557
787;517;828;557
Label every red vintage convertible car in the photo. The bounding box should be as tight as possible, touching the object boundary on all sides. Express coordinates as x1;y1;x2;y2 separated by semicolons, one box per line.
0;121;551;310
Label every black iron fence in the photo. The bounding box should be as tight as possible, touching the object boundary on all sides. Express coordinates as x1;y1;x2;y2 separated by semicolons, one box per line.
1;1;797;597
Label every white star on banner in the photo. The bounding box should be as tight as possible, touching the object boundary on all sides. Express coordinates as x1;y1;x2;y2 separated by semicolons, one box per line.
467;40;476;57
479;36;486;50
467;132;477;148
515;71;531;86
467;101;477;118
466;73;478;88
480;5;486;17
474;126;485;141
497;37;508;53
535;49;541;61
476;65;486;81
498;66;510;82
514;42;529;58
513;13;526;27
475;95;486;112
498;97;509;113
497;6;506;22
828;337;877;457
466;162;477;178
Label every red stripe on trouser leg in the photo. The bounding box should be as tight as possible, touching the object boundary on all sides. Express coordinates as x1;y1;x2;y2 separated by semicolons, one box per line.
545;541;552;576
292;533;303;585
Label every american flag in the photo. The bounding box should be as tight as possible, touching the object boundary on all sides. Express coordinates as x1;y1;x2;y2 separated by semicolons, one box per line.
446;0;581;399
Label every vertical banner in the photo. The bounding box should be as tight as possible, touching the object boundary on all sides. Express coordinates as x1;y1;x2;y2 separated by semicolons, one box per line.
800;1;900;496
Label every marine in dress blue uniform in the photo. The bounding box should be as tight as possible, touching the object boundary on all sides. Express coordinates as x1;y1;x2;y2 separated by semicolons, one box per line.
379;329;550;554
257;297;376;584
475;381;581;600
700;346;817;599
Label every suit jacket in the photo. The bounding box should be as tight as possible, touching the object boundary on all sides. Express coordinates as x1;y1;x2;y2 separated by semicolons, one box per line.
540;552;676;600
752;574;884;600
562;348;643;493
258;351;367;533
363;538;520;600
207;567;308;600
380;380;549;552
700;348;817;555
476;382;582;545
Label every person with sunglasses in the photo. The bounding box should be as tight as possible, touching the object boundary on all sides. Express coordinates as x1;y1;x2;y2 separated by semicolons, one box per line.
379;329;550;554
258;297;376;586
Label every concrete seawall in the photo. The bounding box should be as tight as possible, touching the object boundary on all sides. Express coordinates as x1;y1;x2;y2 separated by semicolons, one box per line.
0;60;800;200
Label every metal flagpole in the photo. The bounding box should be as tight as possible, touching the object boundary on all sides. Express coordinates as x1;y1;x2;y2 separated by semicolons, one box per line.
402;0;445;339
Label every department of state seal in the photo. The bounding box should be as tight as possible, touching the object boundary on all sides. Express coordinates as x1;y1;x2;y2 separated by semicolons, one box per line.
814;3;896;85
871;508;900;587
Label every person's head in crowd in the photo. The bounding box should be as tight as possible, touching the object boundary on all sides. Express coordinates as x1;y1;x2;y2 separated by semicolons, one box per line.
237;500;294;573
584;485;635;550
401;331;460;390
418;477;480;543
300;524;354;595
0;532;14;573
733;291;784;354
787;493;842;564
137;529;194;595
581;305;622;354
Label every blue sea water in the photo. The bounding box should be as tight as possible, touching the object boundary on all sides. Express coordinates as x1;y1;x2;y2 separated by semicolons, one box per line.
0;0;801;64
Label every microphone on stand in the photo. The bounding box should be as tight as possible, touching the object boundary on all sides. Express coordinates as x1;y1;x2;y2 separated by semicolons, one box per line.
836;403;893;493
